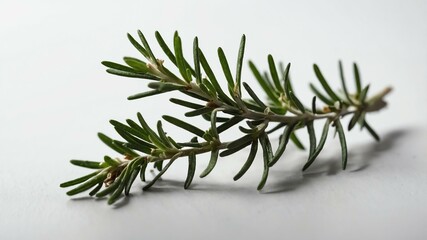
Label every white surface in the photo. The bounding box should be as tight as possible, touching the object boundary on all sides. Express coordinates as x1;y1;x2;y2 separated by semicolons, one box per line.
1;0;427;239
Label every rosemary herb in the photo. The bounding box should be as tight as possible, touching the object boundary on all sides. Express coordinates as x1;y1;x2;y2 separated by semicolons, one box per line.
60;30;391;205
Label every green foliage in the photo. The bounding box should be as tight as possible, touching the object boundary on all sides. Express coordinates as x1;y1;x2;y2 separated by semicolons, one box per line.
61;30;391;205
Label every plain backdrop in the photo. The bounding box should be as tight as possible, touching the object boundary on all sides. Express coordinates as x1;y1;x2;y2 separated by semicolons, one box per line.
1;0;427;239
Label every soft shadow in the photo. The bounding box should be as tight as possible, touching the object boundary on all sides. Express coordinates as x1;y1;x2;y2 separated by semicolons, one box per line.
69;192;130;208
142;179;186;194
264;160;342;194
111;195;131;209
263;128;411;194
70;196;94;201
351;129;409;172
261;172;305;194
142;178;253;195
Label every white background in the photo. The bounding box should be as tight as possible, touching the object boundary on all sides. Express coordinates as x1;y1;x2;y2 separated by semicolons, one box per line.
1;0;427;239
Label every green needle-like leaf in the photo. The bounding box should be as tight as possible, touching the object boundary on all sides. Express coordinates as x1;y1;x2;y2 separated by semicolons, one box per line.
60;171;100;188
309;83;334;106
98;132;135;156
123;57;148;72
170;98;204;109
174;32;191;82
123;142;150;154
128;90;165;100
70;160;104;169
193;37;202;84
210;109;219;137
289;91;306;113
233;140;258;181
226;134;254;150
177;142;202;148
110;120;148;142
200;148;219;178
155;31;177;65
201;78;217;95
102;61;140;73
269;106;287;115
126;119;149;140
137;30;157;63
137;113;168;149
339;61;354;104
239;126;255;134
235;35;246;96
186;65;193;83
162;115;205;138
353;63;362;94
157;121;172;148
104;156;120;167
127;33;149;58
358;112;367;129
216;116;243;135
199;49;235;105
266;123;286;134
107;169;131;204
359;84;370;104
217;47;235;94
311;96;317;114
112;140;139;157
143;154;181;190
139;161;148;182
290;132;305;150
348;111;362;131
243;82;267;109
249;61;279;104
148;82;186;92
113;128;152;154
306;121;317;157
181;90;209;101
258;133;272;190
89;183;103;196
269;123;296;167
125;165;141;195
199;82;214;97
268;54;284;93
243;100;264;112
263;71;278;95
335;119;348;170
219;140;252;157
363;119;380;141
106;69;159;80
313;64;340;102
66;172;107;196
207;115;230;122
168;136;182;149
154;160;164;171
303;119;331;171
184;152;196;189
154;31;195;76
283;63;292;98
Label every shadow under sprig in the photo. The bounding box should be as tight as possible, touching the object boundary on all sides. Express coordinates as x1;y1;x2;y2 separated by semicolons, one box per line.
263;128;411;194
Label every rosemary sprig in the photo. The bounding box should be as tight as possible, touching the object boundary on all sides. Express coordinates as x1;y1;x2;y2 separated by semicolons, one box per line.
60;30;391;205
